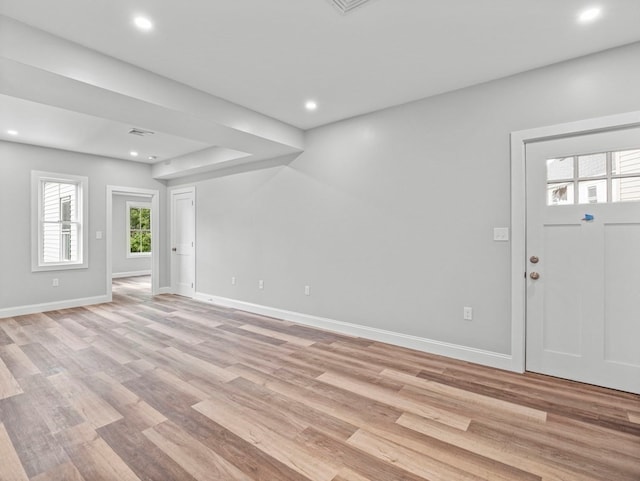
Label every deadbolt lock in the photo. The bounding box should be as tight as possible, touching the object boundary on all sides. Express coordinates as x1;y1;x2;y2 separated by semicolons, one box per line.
529;256;539;264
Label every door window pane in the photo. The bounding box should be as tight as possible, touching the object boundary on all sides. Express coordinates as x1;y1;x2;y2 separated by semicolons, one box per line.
612;149;640;175
547;157;574;181
547;183;574;205
578;179;607;204
612;177;640;202
578;153;606;178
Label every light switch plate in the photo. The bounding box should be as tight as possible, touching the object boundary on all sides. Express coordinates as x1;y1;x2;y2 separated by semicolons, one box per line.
96;231;103;240
493;227;509;241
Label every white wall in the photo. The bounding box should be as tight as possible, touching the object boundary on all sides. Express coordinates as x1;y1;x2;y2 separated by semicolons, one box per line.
176;42;640;357
111;195;152;276
0;142;167;313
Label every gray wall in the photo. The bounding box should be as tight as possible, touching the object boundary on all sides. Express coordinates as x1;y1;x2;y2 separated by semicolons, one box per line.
181;42;640;355
112;194;152;276
0;142;168;310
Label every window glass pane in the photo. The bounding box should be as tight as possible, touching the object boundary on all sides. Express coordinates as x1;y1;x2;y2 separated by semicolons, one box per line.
139;208;151;230
547;182;574;205
130;232;140;253
612;149;640;175
43;183;60;222
43;223;79;262
577;153;606;178
130;208;141;229
546;157;573;181
612;177;640;202
578;179;606;204
43;223;61;263
43;182;76;222
60;196;71;222
140;232;152;253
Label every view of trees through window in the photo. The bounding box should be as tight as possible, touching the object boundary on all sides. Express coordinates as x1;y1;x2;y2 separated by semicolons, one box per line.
129;206;151;255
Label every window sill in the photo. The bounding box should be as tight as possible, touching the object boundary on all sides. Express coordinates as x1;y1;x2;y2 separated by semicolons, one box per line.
126;253;152;259
32;262;88;272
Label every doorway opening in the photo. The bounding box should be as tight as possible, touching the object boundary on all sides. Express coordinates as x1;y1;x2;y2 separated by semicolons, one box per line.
106;186;160;302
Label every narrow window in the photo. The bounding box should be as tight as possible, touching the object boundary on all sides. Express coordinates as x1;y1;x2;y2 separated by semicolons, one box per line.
127;202;152;257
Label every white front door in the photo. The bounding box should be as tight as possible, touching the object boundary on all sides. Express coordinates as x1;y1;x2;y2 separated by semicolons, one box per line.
526;127;640;394
171;188;195;298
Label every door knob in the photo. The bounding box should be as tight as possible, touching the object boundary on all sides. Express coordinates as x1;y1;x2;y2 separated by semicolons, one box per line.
530;272;540;280
529;256;539;264
172;247;177;252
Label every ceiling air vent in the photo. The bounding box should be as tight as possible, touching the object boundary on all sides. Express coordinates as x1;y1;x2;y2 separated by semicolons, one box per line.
128;128;155;136
329;0;375;14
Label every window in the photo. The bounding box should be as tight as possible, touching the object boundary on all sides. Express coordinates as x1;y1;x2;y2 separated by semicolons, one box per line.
127;202;152;257
31;171;88;271
546;149;640;205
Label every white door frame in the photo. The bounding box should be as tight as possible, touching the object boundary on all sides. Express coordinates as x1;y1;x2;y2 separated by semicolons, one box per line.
510;110;640;373
106;185;160;300
169;185;196;295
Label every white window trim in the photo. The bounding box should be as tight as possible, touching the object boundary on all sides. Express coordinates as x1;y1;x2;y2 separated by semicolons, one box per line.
31;171;89;272
126;201;152;258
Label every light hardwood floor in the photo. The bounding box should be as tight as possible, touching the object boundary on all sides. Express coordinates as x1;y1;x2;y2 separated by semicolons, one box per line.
0;275;638;481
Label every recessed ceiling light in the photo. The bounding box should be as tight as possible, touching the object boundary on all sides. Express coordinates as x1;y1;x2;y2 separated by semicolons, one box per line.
578;7;602;23
134;16;153;31
305;100;318;111
7;129;18;136
130;151;139;157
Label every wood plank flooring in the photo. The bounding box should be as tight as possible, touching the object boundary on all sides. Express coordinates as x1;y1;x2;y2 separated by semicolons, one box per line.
0;275;638;481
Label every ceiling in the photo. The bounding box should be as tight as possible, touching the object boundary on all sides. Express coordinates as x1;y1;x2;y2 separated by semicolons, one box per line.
1;0;640;176
0;95;211;163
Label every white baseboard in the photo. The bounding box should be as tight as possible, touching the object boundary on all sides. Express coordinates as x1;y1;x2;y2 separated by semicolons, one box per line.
157;287;173;295
112;270;152;279
0;295;110;319
194;292;515;372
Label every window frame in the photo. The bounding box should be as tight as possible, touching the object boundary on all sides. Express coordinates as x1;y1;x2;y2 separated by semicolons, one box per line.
31;171;89;272
126;201;152;258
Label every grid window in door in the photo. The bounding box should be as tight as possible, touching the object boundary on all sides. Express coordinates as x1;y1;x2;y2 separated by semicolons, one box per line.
546;148;640;205
127;202;152;257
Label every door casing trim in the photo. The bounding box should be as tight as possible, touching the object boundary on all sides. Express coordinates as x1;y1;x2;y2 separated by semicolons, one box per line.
510;110;640;373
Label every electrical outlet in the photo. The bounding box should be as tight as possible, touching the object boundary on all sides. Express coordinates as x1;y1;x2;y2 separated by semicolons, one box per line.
463;306;473;321
231;276;236;285
258;280;264;289
305;285;311;296
52;278;59;287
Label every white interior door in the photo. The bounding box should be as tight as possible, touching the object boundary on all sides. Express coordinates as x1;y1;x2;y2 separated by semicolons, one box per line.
526;127;640;394
171;188;195;297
